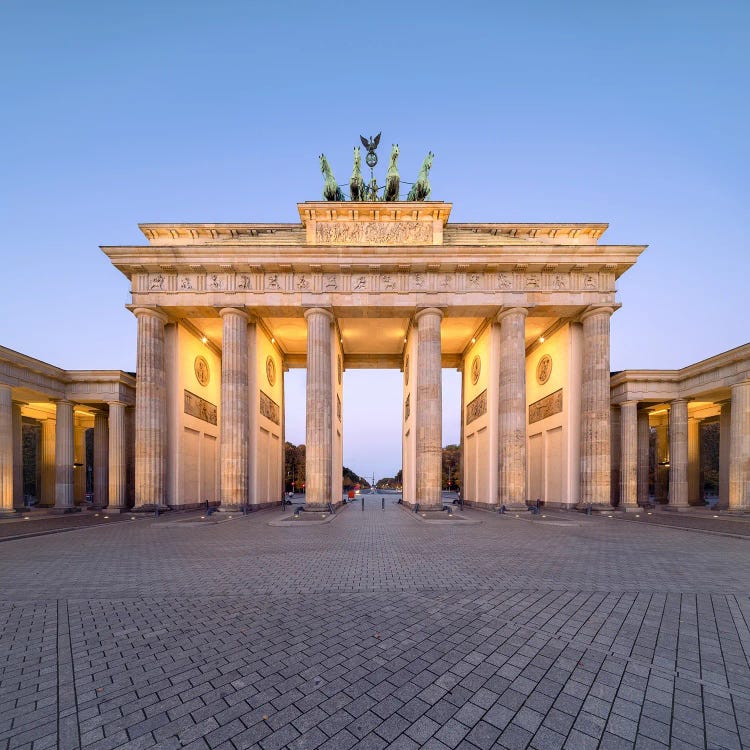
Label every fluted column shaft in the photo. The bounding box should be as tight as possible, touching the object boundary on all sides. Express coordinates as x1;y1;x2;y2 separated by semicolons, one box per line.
108;402;127;510
719;401;731;509
688;418;701;504
0;385;12;514
580;307;613;508
729;381;750;511
620;401;638;510
93;411;109;508
12;402;23;509
654;424;669;502
40;418;56;506
74;425;86;505
497;307;528;510
637;410;650;505
668;399;689;508
134;308;168;508
414;308;443;509
53;401;75;510
305;308;334;509
220;308;249;510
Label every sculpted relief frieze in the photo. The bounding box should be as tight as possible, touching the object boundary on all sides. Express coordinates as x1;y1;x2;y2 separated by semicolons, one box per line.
315;221;433;245
134;269;611;296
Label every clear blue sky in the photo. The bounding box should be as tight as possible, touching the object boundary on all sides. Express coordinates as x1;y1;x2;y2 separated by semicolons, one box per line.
1;1;747;480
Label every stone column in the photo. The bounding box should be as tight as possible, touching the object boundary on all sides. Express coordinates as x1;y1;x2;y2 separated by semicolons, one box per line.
93;410;109;509
12;401;24;510
637;409;650;506
654;422;669;502
497;307;528;510
73;424;86;505
133;308;168;509
579;306;613;510
304;308;334;510
687;417;701;505
39;417;56;506
53;400;75;512
0;385;14;516
729;380;750;512
108;402;128;512
668;399;689;509
719;400;731;510
619;401;638;511
219;308;250;512
414;308;443;510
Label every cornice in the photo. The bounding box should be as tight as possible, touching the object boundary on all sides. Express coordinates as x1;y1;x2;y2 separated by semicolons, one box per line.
102;244;645;278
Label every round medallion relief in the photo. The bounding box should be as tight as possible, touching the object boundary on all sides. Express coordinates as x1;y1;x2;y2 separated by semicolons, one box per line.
194;355;210;387
536;354;552;385
404;354;410;386
266;356;276;387
337;355;342;385
471;355;481;385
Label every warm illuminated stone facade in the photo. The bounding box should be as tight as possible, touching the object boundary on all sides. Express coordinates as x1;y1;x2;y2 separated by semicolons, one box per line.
2;200;748;515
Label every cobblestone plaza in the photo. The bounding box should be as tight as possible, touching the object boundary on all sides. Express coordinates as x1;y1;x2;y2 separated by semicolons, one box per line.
1;500;749;750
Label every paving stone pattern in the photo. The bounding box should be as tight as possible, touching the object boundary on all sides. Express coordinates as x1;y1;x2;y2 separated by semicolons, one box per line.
1;502;750;749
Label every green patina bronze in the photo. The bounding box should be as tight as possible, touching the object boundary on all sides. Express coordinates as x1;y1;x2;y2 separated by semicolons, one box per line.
319;154;345;201
407;151;434;201
382;144;400;202
318;137;434;201
350;147;365;201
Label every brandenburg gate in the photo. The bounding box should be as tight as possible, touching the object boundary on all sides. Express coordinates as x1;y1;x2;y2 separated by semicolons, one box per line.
102;200;645;513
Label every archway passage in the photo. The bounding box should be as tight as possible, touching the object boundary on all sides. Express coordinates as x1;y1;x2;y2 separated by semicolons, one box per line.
101;201;645;513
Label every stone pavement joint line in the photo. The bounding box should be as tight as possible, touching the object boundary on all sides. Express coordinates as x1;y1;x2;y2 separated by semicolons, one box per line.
1;501;749;749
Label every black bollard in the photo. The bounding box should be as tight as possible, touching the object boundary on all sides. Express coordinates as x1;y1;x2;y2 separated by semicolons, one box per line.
381;497;385;511
361;496;364;512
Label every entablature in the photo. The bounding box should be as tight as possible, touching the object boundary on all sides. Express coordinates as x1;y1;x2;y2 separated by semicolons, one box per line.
610;343;750;404
103;244;644;280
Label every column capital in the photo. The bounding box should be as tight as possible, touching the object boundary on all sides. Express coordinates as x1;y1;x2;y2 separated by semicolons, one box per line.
0;383;11;394
495;306;529;324
414;307;444;324
620;400;639;409
579;305;615;323
131;306;169;324
108;400;128;408
219;306;251;321
303;307;334;322
730;379;750;392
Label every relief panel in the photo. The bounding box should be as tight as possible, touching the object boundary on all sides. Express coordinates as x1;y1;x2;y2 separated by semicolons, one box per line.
528;388;563;425
184;390;218;425
315;220;433;245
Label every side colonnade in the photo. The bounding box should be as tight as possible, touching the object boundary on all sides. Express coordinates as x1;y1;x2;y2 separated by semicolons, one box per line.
611;346;750;512
0;346;135;515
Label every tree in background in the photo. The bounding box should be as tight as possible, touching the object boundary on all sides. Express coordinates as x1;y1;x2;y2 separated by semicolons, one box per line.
442;444;460;491
284;442;305;492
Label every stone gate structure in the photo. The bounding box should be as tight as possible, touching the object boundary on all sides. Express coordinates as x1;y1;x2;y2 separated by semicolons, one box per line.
99;201;645;512
2;201;749;515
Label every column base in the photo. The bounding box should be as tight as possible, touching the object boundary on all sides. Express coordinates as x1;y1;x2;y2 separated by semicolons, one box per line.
662;505;695;513
51;506;82;514
621;505;642;513
216;505;245;513
576;502;617;513
0;510;20;518
303;503;335;512
131;504;170;513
